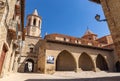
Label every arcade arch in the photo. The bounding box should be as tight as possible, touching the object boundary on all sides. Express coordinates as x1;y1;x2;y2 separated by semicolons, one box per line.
56;50;76;71
115;61;120;72
79;52;94;71
96;54;109;71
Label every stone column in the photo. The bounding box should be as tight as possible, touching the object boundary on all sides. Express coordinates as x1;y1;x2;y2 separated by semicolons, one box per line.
8;51;15;72
92;56;100;72
31;16;34;26
36;19;39;27
13;54;19;72
100;0;120;59
93;60;100;72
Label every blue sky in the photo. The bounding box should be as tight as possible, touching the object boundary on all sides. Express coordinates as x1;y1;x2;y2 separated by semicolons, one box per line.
25;0;110;38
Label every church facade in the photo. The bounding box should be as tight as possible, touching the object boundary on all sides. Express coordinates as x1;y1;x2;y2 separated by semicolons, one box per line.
18;9;118;74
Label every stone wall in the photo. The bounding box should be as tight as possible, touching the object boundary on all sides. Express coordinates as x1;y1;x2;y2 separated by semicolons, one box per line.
38;40;115;74
0;0;17;77
100;0;120;61
18;36;40;73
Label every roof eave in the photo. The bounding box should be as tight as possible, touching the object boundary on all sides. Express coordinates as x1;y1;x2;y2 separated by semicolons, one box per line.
89;0;101;4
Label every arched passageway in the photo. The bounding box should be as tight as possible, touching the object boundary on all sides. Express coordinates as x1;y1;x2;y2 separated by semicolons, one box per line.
115;61;120;72
56;50;76;71
0;43;8;74
79;52;94;71
96;54;108;71
24;59;34;72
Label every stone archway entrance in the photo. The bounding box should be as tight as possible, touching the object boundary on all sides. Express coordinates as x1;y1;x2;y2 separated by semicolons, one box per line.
56;50;76;71
79;52;94;71
0;44;8;74
96;54;108;71
115;61;120;72
24;59;34;72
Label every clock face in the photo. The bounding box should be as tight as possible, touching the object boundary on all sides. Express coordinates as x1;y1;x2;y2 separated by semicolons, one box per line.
32;27;36;32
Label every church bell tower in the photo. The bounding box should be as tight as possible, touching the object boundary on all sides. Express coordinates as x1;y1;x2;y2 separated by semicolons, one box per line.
26;9;42;37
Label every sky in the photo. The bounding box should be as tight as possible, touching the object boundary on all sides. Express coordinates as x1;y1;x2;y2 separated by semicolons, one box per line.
25;0;110;38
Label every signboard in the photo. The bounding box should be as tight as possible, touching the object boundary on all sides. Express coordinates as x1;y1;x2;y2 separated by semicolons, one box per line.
47;56;54;64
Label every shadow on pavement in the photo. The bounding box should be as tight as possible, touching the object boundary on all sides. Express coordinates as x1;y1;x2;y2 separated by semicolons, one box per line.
25;76;120;81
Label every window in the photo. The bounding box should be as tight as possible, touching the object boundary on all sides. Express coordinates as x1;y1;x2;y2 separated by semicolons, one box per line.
33;19;36;26
28;18;31;26
75;40;81;44
75;40;79;43
64;38;66;41
89;38;92;40
66;38;69;42
30;47;33;53
88;43;92;46
55;37;64;41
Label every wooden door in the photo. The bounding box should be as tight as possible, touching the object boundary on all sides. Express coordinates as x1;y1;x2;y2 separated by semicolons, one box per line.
0;50;6;74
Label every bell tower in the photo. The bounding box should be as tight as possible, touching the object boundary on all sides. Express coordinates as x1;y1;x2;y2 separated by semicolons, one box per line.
26;9;42;37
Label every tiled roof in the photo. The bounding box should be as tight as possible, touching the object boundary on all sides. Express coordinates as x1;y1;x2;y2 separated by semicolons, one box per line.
46;39;113;51
83;29;97;36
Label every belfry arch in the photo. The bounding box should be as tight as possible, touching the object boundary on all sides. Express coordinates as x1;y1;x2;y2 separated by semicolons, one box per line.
56;50;76;71
96;54;108;71
79;52;94;71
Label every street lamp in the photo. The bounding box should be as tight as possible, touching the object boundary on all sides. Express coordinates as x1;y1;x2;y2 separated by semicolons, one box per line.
95;14;107;22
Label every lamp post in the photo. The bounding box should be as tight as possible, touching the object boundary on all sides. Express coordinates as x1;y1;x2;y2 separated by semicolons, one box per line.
95;14;107;22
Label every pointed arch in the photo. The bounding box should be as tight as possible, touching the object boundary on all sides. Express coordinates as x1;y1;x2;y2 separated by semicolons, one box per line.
28;18;31;26
79;52;94;71
24;59;34;72
115;61;120;72
96;54;108;71
56;50;76;71
33;18;36;26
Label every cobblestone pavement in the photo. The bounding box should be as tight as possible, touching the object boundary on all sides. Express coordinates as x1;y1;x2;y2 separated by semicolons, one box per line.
0;71;120;81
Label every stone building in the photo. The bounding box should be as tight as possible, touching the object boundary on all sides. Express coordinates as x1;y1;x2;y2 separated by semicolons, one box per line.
90;0;120;71
18;9;118;74
0;0;25;77
18;9;42;73
37;33;115;74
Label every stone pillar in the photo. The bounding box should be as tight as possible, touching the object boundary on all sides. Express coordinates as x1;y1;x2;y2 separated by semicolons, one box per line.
31;16;34;26
36;19;39;27
8;52;15;72
93;60;100;72
92;56;100;72
13;54;19;72
100;0;120;59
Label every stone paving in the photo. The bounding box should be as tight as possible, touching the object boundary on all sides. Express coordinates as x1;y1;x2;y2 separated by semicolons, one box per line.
0;71;120;81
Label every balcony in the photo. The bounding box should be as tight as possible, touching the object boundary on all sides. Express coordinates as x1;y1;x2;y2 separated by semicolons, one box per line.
8;19;17;40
